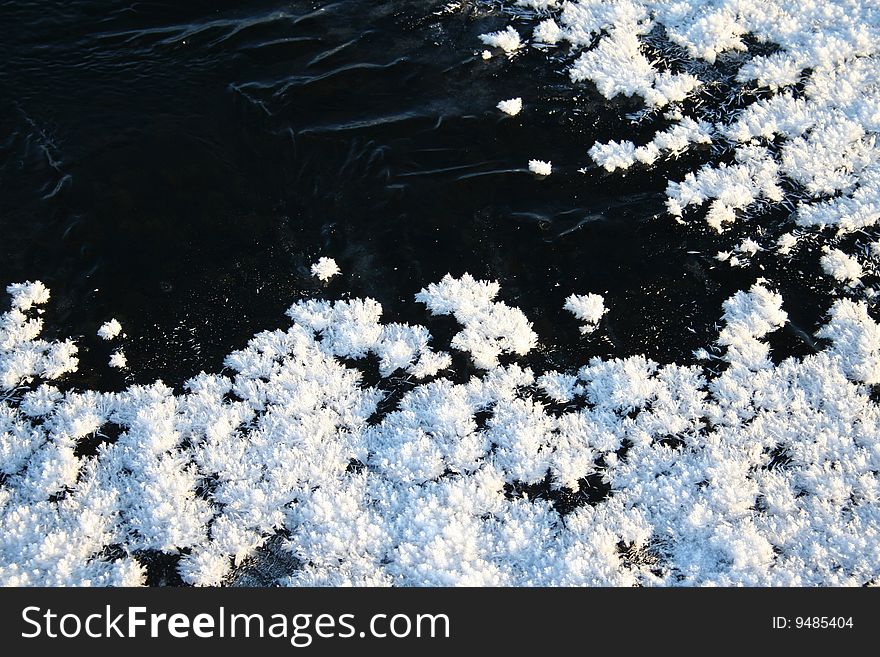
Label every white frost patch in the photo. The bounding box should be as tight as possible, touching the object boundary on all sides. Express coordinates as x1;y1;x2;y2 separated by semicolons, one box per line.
592;117;713;170
97;319;122;341
479;26;522;54
717;284;787;371
533;19;563;45
737;238;761;256
1;279;879;585
666;146;782;231
537;371;579;402
817;299;880;384
7;282;50;312
776;233;798;256
564;293;606;333
528;159;552;175
109;351;127;369
821;247;863;286
310;257;341;282
589;140;636;172
415;274;537;369
516;0;558;9
497;97;523;116
1;283;77;389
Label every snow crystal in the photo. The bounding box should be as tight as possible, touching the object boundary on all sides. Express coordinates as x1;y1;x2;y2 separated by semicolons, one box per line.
776;233;797;255
6;281;49;312
533;19;563;44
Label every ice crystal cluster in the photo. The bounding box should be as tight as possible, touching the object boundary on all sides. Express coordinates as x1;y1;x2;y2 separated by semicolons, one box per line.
310;257;341;282
1;275;879;586
482;0;880;288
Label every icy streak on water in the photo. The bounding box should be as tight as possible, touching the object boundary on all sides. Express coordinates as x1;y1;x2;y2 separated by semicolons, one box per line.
0;0;822;390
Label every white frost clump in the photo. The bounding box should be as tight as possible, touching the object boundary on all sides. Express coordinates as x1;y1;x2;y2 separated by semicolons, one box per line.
737;238;761;256
497;97;523;116
797;163;880;234
1;279;880;586
736;51;806;91
528;159;552;176
817;299;880;384
537;371;579;402
716;284;787;371
479;26;522;54
666;146;782;231
415;274;537;369
516;0;558;9
776;233;798;255
310;257;341;282
97;319;122;341
589;140;636;172
592;117;713;170
821;247;862;286
533;19;563;44
564;293;606;333
286;297;448;378
1;282;77;389
109;351;127;369
7;281;50;311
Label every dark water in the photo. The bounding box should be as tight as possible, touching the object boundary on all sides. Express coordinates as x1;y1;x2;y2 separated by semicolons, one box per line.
0;0;827;391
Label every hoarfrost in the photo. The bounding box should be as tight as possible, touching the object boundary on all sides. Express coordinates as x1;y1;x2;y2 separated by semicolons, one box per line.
497;97;523;116
528;159;552;175
1;278;878;586
310;257;341;282
97;319;122;341
479;26;522;54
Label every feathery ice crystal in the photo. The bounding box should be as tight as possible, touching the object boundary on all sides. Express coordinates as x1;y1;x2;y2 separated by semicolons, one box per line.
1;276;878;586
564;293;606;333
310;257;341;282
479;26;523;55
97;319;122;341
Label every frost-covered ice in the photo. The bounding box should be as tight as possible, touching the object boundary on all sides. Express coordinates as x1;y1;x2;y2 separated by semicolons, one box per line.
4;0;880;589
310;257;341;282
528;159;552;175
1;277;879;586
97;319;122;341
497;97;523;116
